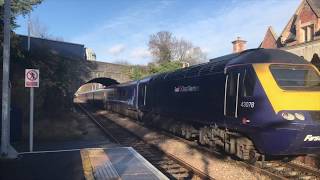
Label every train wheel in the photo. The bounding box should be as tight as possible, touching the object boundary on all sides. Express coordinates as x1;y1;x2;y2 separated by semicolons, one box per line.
248;149;259;164
199;129;205;145
184;130;191;139
281;156;295;163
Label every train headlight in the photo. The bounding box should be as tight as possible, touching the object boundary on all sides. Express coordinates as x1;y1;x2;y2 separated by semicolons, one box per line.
294;113;305;120
281;112;295;121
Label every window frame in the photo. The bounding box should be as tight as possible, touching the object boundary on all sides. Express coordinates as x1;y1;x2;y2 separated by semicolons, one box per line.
269;64;320;91
241;67;256;97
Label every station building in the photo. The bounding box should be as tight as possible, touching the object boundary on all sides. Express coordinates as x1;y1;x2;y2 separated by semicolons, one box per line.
260;0;320;68
259;0;320;166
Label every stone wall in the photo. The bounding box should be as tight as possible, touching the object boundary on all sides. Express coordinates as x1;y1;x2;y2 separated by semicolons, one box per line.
89;61;132;83
281;39;320;61
75;61;133;94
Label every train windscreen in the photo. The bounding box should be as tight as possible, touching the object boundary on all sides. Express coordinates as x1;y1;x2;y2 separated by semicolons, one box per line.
269;64;320;91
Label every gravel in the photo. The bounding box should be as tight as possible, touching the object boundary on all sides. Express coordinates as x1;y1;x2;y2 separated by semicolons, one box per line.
35;108;107;141
97;110;271;180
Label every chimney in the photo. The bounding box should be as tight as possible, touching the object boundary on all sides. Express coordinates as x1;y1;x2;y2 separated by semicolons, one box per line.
232;37;247;53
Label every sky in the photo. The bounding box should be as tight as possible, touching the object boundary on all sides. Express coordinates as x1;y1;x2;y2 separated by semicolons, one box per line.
15;0;301;65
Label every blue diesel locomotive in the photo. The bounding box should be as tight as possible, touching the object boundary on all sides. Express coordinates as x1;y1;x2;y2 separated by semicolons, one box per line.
79;49;320;162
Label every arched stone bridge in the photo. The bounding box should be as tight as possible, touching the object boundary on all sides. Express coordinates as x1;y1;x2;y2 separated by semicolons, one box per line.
18;35;133;95
76;61;132;94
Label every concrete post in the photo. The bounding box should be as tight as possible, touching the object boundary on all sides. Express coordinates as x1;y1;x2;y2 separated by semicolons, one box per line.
1;0;18;158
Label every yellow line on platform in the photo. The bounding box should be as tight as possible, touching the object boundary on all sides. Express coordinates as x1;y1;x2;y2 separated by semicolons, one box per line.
80;149;95;180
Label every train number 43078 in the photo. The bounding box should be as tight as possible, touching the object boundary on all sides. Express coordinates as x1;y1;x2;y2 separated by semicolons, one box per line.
240;101;255;108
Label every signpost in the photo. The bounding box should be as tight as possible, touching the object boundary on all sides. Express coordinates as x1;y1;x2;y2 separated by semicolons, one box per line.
25;69;39;152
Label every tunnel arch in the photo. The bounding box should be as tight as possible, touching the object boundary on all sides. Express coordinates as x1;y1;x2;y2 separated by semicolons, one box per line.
85;77;120;87
75;77;120;96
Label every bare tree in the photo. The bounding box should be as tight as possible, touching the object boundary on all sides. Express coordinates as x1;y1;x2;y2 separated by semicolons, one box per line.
29;16;66;42
148;31;174;63
148;31;206;65
54;36;64;42
172;38;193;62
30;16;49;38
172;38;206;65
113;59;131;65
184;46;207;65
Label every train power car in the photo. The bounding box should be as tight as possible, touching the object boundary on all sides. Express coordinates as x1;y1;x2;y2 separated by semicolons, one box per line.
79;48;320;162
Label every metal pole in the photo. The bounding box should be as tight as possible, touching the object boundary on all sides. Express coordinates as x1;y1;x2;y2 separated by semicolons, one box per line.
1;0;11;156
28;11;33;152
27;13;31;51
29;88;34;152
7;83;11;145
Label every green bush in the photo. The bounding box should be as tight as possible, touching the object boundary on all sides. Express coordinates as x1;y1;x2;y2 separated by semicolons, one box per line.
128;61;183;81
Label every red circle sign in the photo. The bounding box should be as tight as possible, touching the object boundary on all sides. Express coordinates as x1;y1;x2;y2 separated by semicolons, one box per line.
27;70;38;81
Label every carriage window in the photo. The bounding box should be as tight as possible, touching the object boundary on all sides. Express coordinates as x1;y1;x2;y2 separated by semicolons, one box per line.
242;69;256;97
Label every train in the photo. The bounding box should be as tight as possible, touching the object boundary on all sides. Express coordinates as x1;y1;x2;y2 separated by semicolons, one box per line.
78;48;320;162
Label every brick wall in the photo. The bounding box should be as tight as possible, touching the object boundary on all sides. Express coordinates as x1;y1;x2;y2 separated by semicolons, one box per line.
261;29;277;49
232;37;246;53
300;3;318;24
296;2;319;43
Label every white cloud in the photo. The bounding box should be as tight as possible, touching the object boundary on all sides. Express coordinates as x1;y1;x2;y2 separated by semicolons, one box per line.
107;44;126;56
130;48;151;59
171;0;300;59
70;0;300;64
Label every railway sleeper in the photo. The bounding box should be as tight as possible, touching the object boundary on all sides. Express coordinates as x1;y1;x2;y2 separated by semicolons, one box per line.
153;160;175;166
161;164;182;170
158;160;176;166
166;167;187;174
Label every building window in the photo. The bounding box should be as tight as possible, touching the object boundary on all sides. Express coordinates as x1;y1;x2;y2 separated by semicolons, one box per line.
302;25;314;42
311;53;320;70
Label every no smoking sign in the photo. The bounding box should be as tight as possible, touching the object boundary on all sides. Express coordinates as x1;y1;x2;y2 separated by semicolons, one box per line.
25;69;39;88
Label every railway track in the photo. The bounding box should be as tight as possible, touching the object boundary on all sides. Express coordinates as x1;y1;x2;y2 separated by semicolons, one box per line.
165;130;320;180
139;119;320;180
168;134;320;179
254;161;320;180
77;103;320;180
76;103;213;180
161;126;320;180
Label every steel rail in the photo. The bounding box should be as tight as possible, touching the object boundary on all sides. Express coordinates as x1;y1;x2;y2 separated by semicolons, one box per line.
77;101;320;180
77;102;214;180
287;161;320;177
76;103;120;144
165;130;320;180
157;127;289;180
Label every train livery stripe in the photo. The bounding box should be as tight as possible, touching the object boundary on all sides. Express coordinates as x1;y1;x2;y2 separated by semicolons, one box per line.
253;63;320;114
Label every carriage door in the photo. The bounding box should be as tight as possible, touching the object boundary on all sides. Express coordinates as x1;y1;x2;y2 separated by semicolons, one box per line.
224;67;242;118
138;83;147;108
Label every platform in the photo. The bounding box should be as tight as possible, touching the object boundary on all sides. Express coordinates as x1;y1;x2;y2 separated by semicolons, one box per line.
0;147;167;180
81;147;168;180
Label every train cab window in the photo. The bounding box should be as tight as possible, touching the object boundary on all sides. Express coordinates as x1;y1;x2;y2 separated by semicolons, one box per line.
270;64;320;90
242;68;256;97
